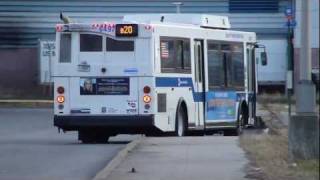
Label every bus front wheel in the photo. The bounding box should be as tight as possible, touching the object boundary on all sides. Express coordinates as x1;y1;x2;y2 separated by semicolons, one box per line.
236;111;244;135
225;107;245;136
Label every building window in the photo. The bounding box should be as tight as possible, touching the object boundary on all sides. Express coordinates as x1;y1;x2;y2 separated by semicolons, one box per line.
160;37;191;73
80;34;102;52
229;0;278;13
106;37;134;51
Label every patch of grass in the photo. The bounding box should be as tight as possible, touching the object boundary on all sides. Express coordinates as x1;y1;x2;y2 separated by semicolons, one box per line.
296;160;320;178
240;128;319;180
257;93;320;105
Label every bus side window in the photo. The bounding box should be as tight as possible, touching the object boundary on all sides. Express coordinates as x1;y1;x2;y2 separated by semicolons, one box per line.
207;41;224;89
207;41;244;90
183;40;191;71
231;43;244;90
176;40;183;69
80;34;102;52
221;44;232;88
59;33;71;63
160;37;191;73
160;39;175;72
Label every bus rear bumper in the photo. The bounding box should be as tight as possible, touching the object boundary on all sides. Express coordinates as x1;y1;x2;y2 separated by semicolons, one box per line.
54;115;155;132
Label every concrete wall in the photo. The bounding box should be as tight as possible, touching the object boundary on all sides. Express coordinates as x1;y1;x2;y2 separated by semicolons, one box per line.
0;48;44;98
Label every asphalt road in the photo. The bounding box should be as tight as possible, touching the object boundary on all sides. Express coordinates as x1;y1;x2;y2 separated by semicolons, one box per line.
0;108;138;180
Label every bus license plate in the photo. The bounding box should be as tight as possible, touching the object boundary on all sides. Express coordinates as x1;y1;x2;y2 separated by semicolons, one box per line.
78;64;90;72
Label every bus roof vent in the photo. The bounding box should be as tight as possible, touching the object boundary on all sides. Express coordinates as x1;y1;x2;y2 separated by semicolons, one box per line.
123;14;231;29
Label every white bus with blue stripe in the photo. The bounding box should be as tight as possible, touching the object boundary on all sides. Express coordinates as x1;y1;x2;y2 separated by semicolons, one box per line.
53;14;266;143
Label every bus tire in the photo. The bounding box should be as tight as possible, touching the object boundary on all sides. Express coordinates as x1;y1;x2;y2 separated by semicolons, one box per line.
235;109;244;135
225;106;244;136
175;103;188;137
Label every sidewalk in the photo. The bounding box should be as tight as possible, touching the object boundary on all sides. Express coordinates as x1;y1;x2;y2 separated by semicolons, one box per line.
102;136;250;180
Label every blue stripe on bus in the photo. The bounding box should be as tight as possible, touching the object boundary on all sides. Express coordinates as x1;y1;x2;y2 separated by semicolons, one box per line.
155;77;192;87
155;77;204;102
155;77;254;103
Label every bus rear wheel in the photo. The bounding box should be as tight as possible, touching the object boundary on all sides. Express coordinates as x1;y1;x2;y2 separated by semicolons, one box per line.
236;112;244;135
175;106;187;137
78;130;109;144
225;108;245;136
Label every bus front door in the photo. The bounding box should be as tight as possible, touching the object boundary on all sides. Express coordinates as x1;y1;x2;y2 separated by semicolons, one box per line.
247;44;257;125
194;40;205;128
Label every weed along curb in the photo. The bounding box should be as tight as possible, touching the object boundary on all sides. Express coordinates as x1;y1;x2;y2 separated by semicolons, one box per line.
93;136;144;180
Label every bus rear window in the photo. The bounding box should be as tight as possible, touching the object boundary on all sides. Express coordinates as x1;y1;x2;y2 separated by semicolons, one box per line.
80;34;102;52
59;34;71;63
106;37;134;51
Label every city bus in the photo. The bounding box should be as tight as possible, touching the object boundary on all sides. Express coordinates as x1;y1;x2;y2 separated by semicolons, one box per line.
53;14;267;143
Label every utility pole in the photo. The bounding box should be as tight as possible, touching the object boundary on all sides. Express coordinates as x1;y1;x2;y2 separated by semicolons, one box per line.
47;41;53;98
289;0;319;160
284;6;295;117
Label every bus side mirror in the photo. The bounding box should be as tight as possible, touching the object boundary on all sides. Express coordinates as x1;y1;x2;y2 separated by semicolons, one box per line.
261;52;267;66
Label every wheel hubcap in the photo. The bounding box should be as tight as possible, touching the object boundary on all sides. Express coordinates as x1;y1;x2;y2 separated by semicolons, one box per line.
238;114;243;133
178;110;184;136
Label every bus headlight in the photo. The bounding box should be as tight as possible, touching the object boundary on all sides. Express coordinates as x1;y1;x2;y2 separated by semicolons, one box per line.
143;95;151;103
57;96;65;103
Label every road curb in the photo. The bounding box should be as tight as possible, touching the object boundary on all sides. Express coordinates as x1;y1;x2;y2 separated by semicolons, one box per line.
0;100;53;108
0;100;53;103
93;136;144;180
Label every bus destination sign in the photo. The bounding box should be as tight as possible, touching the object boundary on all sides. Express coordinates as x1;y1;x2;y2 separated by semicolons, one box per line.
115;24;138;37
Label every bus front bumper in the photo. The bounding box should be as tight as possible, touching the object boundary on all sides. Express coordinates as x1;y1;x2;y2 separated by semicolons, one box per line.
54;115;154;131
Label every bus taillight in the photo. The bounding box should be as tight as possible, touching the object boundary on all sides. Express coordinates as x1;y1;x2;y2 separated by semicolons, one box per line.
57;86;65;94
57;96;65;103
143;86;151;94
